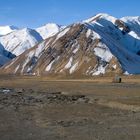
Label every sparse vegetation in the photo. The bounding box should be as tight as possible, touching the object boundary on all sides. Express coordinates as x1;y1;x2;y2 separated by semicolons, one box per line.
0;75;140;140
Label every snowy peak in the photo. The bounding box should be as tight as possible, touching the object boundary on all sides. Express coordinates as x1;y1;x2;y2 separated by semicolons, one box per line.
0;28;43;56
83;13;117;24
36;23;64;39
85;13;140;28
0;25;18;36
18;28;43;43
121;16;140;24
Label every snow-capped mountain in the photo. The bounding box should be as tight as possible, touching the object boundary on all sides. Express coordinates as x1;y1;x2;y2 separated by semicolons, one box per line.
0;25;18;36
36;23;64;39
0;28;43;56
1;13;140;76
0;23;62;57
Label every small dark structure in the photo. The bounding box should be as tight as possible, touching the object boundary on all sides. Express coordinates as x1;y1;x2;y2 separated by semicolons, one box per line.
112;75;122;83
115;19;130;34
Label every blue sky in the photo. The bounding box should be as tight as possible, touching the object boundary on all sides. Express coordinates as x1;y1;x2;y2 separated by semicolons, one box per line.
0;0;140;28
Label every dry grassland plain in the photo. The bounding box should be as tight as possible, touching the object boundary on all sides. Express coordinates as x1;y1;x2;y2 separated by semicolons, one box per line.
0;75;140;140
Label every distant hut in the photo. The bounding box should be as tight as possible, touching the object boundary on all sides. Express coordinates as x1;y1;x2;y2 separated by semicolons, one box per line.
112;75;122;83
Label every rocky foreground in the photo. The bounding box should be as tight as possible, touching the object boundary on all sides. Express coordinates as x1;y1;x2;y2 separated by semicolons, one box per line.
0;76;140;140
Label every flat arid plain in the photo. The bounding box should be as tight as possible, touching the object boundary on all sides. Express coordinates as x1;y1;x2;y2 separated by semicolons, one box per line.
0;75;140;140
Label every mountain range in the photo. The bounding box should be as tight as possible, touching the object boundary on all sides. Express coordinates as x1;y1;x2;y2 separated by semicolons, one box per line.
1;13;140;77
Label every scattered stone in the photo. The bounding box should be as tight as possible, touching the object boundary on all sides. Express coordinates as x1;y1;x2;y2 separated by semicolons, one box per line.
56;118;90;127
0;88;12;94
15;88;25;93
0;89;89;108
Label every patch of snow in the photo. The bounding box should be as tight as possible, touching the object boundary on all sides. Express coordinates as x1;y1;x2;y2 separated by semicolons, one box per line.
32;73;36;76
86;66;92;75
14;65;20;74
21;51;35;73
112;65;117;69
45;60;55;71
94;43;113;62
86;29;92;38
55;27;70;41
35;41;46;57
128;31;140;40
92;65;106;76
86;29;101;40
91;30;101;40
124;71;130;75
73;45;80;54
65;57;73;69
69;62;79;74
60;69;63;73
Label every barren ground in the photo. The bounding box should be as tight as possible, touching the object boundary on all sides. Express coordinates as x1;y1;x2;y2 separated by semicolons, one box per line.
0;75;140;140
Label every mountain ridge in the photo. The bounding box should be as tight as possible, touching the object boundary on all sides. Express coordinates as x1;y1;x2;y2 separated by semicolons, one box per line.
1;13;140;77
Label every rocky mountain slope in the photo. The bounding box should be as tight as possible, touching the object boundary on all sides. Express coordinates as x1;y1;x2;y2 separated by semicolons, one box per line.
1;13;140;76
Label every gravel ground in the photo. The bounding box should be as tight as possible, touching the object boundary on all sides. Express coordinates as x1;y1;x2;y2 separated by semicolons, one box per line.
0;76;140;140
